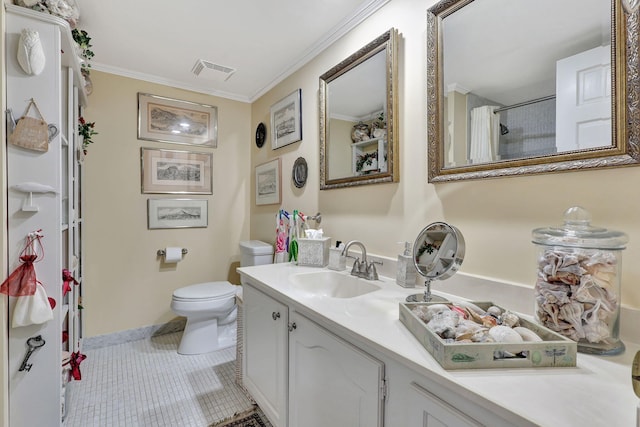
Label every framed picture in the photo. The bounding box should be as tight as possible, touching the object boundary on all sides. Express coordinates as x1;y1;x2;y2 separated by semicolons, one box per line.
138;92;218;147
270;89;302;149
141;148;213;194
147;198;208;229
255;158;281;205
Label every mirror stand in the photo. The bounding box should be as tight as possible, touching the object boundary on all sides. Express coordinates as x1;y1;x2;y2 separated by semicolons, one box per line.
406;278;449;303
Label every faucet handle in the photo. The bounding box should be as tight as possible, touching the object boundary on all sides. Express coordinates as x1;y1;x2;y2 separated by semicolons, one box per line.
350;258;360;276
366;262;379;280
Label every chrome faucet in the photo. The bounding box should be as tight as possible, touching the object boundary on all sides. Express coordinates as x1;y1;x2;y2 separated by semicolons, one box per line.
341;240;380;280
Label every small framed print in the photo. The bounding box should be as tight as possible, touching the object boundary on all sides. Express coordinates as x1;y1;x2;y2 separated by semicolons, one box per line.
138;92;218;147
270;89;302;149
255;158;281;205
147;198;208;229
141;148;212;194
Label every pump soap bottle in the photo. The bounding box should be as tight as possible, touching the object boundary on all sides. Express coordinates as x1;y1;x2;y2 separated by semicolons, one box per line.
396;242;416;287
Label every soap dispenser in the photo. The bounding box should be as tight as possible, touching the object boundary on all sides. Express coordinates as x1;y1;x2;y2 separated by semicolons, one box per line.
396;241;417;287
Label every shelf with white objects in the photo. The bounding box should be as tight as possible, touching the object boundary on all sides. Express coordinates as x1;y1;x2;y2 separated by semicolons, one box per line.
351;137;387;176
6;4;86;426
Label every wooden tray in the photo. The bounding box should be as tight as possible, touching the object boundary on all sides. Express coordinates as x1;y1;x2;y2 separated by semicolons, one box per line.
399;301;577;370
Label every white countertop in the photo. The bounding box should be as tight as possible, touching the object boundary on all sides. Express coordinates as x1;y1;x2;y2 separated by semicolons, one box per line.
237;262;638;427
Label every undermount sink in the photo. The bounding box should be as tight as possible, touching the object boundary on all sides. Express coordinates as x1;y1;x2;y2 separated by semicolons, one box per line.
290;270;380;299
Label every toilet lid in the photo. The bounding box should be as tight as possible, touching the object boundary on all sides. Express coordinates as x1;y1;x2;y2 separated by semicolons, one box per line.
173;281;237;301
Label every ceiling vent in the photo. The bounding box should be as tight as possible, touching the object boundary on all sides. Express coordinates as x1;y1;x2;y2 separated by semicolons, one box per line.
191;59;236;82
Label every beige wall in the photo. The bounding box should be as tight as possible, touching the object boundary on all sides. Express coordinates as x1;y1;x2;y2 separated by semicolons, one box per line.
250;0;640;310
83;71;251;336
328;118;354;179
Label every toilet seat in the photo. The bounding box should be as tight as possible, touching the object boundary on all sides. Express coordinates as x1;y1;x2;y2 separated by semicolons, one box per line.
172;281;237;302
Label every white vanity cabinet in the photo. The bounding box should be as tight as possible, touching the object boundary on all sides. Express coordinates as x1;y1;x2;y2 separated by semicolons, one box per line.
242;281;386;427
407;382;482;427
243;284;289;427
288;312;385;427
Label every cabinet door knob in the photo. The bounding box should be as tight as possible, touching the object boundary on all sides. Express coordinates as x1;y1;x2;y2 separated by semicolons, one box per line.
272;311;280;321
288;322;297;332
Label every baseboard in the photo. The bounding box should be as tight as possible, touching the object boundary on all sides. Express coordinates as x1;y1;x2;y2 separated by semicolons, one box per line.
83;318;186;350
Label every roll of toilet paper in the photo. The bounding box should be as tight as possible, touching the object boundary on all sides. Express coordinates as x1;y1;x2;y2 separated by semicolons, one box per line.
164;247;183;263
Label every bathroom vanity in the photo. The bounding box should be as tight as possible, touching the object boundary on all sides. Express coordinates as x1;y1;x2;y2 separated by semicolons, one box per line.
239;262;638;427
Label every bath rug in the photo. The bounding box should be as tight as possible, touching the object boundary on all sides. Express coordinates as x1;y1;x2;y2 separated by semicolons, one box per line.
210;405;271;427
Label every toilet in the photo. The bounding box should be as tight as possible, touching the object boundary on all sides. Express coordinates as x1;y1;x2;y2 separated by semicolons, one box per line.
170;240;273;355
171;281;239;355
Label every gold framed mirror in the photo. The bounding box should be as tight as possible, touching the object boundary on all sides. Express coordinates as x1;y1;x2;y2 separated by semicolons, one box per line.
320;28;399;189
427;0;640;182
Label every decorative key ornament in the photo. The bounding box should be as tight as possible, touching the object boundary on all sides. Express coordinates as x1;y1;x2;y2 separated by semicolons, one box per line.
19;335;46;372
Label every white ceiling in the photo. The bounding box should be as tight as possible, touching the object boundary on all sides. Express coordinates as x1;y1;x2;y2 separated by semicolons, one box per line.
443;0;610;106
76;0;389;103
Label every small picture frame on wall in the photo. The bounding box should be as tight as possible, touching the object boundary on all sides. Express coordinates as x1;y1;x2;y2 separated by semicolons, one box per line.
255;158;281;205
141;148;213;194
270;89;302;149
147;198;208;229
138;92;218;147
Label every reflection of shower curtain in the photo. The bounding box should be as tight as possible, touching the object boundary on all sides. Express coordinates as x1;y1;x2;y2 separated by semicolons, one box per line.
469;105;500;164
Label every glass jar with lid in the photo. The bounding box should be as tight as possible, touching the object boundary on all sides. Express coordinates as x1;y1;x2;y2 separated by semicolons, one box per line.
532;206;628;355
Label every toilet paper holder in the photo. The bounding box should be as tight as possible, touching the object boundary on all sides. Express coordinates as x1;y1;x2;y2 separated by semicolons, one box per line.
157;248;188;257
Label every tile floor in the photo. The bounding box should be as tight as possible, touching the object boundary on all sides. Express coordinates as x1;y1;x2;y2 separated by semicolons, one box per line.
63;331;255;427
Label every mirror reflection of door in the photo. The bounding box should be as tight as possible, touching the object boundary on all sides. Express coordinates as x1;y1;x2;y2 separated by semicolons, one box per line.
556;45;612;152
441;0;611;168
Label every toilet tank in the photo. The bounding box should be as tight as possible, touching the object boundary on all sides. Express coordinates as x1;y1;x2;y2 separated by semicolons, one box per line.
239;240;274;266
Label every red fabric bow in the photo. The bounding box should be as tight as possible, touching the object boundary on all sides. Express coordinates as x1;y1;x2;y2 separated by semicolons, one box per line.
62;269;79;296
69;351;87;380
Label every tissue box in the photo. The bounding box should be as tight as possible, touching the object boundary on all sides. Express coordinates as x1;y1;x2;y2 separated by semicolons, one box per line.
297;237;331;267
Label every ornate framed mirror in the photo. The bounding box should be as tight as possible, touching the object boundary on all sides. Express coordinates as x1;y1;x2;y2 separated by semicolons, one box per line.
320;28;399;189
427;0;640;182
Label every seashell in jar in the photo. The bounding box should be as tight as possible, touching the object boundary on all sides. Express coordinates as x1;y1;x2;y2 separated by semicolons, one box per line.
583;319;610;344
559;301;586;339
489;325;523;343
500;311;520;328
513;326;543;342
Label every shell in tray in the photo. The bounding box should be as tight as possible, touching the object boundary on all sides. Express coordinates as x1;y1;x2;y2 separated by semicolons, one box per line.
399;301;577;370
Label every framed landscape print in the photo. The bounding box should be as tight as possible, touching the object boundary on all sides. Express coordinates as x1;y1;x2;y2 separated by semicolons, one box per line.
141;148;212;194
270;89;302;149
255;158;281;205
147;198;208;229
138;92;218;147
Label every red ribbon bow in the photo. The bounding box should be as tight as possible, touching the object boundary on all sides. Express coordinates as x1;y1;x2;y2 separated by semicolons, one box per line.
62;269;79;297
69;351;86;380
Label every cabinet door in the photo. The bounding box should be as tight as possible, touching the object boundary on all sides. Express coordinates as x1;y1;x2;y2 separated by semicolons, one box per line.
289;312;385;427
243;284;288;427
408;382;482;427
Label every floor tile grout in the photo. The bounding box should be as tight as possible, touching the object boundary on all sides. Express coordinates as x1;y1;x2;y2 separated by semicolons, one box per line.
63;331;254;427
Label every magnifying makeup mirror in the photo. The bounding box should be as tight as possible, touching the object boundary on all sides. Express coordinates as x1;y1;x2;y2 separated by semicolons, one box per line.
406;222;465;302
